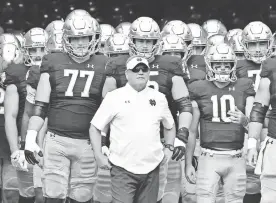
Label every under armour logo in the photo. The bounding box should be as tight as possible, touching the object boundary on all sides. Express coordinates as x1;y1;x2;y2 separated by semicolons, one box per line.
229;86;235;91
152;64;159;69
125;100;130;103
190;64;198;69
87;64;94;69
149;99;156;106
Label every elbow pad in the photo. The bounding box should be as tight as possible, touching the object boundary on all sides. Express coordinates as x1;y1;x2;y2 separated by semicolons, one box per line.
250;102;269;124
176;127;189;144
33;101;49;120
175;97;192;114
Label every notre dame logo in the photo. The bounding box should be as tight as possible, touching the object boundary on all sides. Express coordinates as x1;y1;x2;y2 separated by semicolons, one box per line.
149;99;156;106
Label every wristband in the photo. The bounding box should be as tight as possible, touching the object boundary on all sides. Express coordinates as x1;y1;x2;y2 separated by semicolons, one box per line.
174;138;186;147
20;141;25;150
25;130;38;143
164;143;174;151
248;138;257;149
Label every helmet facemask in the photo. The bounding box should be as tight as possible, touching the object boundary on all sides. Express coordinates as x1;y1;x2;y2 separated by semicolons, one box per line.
205;44;237;83
129;38;160;61
24;46;47;66
63;33;100;59
242;39;273;64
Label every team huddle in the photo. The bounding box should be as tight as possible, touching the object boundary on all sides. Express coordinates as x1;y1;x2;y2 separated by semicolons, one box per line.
0;7;274;203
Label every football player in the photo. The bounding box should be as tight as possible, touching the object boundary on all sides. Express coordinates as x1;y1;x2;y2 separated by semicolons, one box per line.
3;28;47;203
186;23;208;83
247;56;276;203
99;24;116;54
237;21;274;203
102;16;193;203
23;9;107;203
103;33;130;58
0;33;20;203
115;22;131;36
236;21;273;91
186;43;255;203
202;19;227;39
159;33;188;203
20;27;48;203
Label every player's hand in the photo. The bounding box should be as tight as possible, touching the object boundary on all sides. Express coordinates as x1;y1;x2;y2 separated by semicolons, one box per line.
96;154;112;170
247;147;258;167
24;131;43;165
102;146;110;157
10;150;28;172
228;106;247;125
172;146;185;161
185;164;196;184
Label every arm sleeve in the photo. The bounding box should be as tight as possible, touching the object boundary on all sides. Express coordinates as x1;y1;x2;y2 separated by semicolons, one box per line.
91;92;116;131
161;95;175;129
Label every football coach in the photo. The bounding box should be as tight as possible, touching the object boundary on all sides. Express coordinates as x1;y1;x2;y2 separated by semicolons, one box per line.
90;56;176;203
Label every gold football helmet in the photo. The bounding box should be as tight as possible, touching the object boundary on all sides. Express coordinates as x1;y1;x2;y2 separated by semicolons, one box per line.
129;17;161;60
0;33;22;71
229;33;245;60
63;9;101;59
162;20;193;45
23;27;48;66
160;34;188;60
99;24;116;53
242;21;274;64
116;22;131;36
45;20;64;52
104;33;130;57
202;19;227;38
187;23;207;56
205;43;237;83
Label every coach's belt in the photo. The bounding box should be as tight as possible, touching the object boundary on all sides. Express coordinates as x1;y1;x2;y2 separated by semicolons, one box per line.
201;148;243;156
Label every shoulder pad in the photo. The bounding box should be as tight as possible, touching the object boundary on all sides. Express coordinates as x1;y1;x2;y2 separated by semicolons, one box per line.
235;78;255;97
260;57;276;78
105;55;128;77
188;80;208;101
154;55;184;77
4;63;27;86
26;65;40;89
40;52;67;74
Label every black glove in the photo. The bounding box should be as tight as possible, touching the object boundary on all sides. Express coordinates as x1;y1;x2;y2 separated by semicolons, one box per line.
172;146;185;161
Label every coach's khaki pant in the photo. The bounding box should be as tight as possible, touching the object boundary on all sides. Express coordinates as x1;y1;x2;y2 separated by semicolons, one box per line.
42;131;97;202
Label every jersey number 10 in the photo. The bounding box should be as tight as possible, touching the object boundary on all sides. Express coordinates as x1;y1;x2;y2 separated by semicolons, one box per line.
211;95;235;122
64;69;94;97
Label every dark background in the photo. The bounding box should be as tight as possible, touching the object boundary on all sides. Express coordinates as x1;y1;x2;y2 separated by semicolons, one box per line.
1;0;276;33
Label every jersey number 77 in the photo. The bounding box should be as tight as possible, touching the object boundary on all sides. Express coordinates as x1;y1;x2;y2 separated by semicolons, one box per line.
64;69;94;97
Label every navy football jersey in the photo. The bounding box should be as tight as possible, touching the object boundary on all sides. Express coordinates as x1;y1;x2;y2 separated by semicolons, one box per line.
40;53;108;139
189;79;255;150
